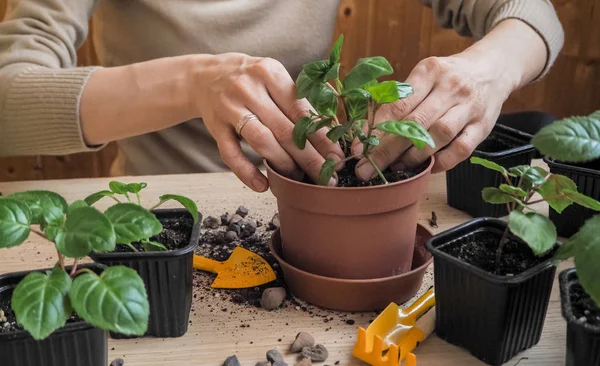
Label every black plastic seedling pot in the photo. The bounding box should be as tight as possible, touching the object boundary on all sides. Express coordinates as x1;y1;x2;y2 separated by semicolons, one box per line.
559;268;600;366
425;218;557;366
0;264;107;366
446;124;535;218
544;158;600;237
89;208;201;339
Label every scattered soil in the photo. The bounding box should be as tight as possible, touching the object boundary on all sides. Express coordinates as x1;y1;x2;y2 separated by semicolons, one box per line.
569;282;600;327
428;211;438;228
115;215;194;253
438;230;554;276
475;132;518;153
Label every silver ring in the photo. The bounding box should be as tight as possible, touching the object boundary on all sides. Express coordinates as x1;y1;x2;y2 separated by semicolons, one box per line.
235;113;259;136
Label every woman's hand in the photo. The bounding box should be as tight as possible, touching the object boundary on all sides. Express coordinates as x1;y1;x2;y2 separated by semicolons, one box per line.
191;53;344;191
351;19;548;181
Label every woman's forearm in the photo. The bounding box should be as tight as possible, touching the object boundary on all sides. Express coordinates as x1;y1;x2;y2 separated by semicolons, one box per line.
80;55;203;146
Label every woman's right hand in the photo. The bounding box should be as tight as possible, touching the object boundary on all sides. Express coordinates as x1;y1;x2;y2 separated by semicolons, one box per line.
190;53;345;192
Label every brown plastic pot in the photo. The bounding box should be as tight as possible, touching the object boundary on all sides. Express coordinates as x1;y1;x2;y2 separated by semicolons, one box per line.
269;224;433;311
265;157;434;280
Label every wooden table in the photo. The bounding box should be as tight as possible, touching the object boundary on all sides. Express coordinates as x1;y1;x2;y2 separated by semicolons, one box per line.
0;165;571;366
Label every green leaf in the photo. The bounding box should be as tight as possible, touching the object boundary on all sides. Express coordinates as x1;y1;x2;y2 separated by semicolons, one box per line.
564;215;600;304
308;83;338;117
84;190;115;205
375;120;435;149
142;240;168;252
126;183;147;194
589;110;600;120
343;56;394;90
157;194;199;223
508;211;557;256
329;34;344;64
293;116;313;149
324;63;340;81
509;165;530;177
537;175;577;213
55;207;116;257
355;119;367;130
8;191;67;225
326;124;352;142
70;266;149;335
11;264;72;340
318;158;337;186
532;115;600;163
470;157;508;175
296;69;318;99
395;82;414;99
105;203;162;245
307;118;333;134
555;240;576;260
0;198;31;248
499;184;527;198
482;187;519;204
109;181;129;195
41;206;65;242
366;135;380;147
365;81;414;104
67;200;89;216
509;165;547;190
563;189;600;211
303;60;332;81
344;88;369;120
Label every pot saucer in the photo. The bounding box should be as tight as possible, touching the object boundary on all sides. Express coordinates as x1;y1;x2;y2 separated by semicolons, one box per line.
269;224;433;312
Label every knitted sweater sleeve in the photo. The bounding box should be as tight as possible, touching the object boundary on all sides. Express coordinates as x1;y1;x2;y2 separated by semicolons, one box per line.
418;0;564;79
0;0;103;157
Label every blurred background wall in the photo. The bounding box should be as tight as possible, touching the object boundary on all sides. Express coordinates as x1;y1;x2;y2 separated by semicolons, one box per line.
0;0;598;182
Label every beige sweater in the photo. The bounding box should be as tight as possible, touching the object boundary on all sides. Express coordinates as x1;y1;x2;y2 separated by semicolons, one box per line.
0;0;564;176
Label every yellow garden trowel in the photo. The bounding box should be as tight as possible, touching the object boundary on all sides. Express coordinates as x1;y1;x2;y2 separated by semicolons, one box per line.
353;289;436;366
193;247;276;288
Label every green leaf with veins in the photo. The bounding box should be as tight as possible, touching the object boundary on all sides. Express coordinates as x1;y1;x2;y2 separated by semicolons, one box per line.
293;116;313;150
508;211;557;256
0;198;31;248
55;207;116;257
516;166;547;190
156;194;199;223
532;115;600;163
318;158;337;186
126;183;147;194
329;34;344;64
536;175;577;213
70;266;149;335
308;118;333;134
344;89;370;120
41;206;65;241
12;264;72;340
395;82;414;99
355;119;367;130
343;57;394;90
555;239;577;260
563;215;600;304
499;184;527;197
327;123;352;143
142;240;168;252
84;190;115;205
8;191;67;225
366;135;380;147
308;83;338;117
563;189;600;211
482;187;520;204
324;63;340;81
471;158;509;176
303;60;331;81
375;120;435;149
67;200;89;215
296;69;319;99
109;181;129;195
366;81;414;104
589;110;600;120
104;203;162;245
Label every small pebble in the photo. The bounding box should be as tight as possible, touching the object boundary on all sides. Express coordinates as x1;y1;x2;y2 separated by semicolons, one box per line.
269;213;280;230
267;349;285;363
261;287;286;310
255;362;270;366
301;345;328;363
236;206;249;217
224;231;238;242
223;355;241;366
221;213;231;225
290;332;315;353
229;214;244;225
295;358;312;366
345;319;355;325
228;223;242;236
110;359;124;366
203;216;220;229
239;220;257;238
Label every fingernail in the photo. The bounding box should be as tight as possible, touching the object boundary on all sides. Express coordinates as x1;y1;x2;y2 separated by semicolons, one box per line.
356;160;374;181
252;178;268;192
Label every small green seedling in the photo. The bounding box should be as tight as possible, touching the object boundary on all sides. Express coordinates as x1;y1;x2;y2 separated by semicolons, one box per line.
84;181;199;252
293;34;435;185
0;191;150;340
472;110;600;306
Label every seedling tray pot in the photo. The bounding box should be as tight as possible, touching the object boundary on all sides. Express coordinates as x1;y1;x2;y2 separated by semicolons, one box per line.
89;208;201;338
0;264;108;366
544;158;600;237
559;268;600;366
446;124;535;218
269;224;433;312
425;218;556;366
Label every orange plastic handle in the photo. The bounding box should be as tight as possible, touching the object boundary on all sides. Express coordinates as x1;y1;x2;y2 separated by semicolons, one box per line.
193;254;222;273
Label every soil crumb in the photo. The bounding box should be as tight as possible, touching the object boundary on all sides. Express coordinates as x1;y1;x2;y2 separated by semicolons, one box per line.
570;282;600;328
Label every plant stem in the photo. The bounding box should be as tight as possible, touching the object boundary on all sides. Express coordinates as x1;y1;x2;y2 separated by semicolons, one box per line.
124;192;132;203
123;243;138;252
325;82;340;97
30;228;46;239
73;268;97;277
527;193;564;206
109;195;122;203
342;154;362;163
56;248;65;271
366;155;388;184
149;200;165;211
135;192;141;206
69;259;79;277
495;226;511;272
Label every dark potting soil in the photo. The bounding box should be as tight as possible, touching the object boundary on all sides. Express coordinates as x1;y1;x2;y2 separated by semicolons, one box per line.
0;294;82;334
475;132;518;153
114;215;193;253
570;282;600;328
439;230;553;276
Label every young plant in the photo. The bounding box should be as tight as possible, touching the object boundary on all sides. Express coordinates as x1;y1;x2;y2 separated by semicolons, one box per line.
471;110;600;305
0;191;150;340
293;34;435;185
84;181;199;252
